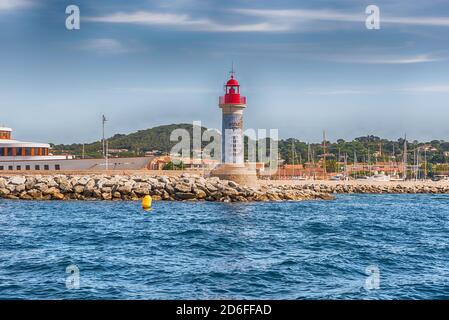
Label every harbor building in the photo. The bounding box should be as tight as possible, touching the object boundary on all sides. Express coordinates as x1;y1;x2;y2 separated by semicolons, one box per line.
0;126;150;171
0;126;70;171
0;127;52;158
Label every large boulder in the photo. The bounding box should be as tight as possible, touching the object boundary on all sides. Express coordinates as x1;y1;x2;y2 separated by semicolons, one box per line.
73;185;84;194
27;189;42;199
25;177;36;190
174;192;196;200
174;183;192;193
10;176;26;185
0;188;10;196
195;189;207;199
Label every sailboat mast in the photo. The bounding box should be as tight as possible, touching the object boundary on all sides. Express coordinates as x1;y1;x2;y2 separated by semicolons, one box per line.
291;140;295;179
323;130;327;178
403;134;407;180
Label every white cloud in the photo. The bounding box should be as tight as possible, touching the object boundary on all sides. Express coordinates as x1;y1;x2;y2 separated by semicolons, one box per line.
88;11;202;26
77;38;129;54
330;54;440;64
367;55;439;64
233;8;363;23
304;89;365;95
86;10;288;32
113;86;215;94
234;8;449;28
401;85;449;93
85;7;449;34
383;16;449;27
302;84;449;95
280;51;442;65
0;0;31;10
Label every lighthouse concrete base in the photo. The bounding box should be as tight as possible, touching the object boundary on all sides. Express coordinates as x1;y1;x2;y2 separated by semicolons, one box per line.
210;163;258;187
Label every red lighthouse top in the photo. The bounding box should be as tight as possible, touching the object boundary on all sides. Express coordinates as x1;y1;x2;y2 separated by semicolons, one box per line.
219;72;247;106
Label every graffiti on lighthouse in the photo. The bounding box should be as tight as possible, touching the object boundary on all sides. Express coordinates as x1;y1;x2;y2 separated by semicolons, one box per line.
223;113;244;164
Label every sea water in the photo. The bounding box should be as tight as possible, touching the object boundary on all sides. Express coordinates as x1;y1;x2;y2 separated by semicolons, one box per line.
0;194;448;299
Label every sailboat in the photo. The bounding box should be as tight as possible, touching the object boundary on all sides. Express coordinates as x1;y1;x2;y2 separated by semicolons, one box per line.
370;171;391;181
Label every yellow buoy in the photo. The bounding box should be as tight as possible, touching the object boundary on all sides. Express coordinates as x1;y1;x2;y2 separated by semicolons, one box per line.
142;195;152;210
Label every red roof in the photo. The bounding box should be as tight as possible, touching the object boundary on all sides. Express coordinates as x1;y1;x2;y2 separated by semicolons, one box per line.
226;78;239;86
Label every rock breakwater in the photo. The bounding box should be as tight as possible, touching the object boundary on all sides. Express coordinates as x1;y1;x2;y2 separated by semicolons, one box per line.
295;183;449;194
3;175;445;202
0;174;334;202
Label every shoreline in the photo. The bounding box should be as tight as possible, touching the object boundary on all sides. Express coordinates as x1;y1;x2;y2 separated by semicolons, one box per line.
1;173;449;202
260;179;449;194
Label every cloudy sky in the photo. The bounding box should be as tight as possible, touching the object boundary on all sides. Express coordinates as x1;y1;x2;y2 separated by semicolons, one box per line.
1;0;449;143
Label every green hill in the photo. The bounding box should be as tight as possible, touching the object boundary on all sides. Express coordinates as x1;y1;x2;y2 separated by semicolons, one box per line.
51;123;449;167
51;123;208;158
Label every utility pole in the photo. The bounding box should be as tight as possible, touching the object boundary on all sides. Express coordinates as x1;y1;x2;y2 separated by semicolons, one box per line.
106;140;109;170
323;130;327;178
424;147;427;180
102;115;107;158
82;143;85;159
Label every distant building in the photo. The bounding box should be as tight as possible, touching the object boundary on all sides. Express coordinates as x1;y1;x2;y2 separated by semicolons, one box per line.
145;150;163;157
148;155;219;170
108;148;129;154
349;161;403;171
273;163;326;179
148;155;171;170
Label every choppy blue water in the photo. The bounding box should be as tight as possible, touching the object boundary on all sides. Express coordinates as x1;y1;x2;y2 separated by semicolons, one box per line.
0;194;448;300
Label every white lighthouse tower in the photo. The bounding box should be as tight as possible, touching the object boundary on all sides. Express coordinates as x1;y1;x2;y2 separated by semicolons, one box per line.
211;69;257;186
219;71;246;164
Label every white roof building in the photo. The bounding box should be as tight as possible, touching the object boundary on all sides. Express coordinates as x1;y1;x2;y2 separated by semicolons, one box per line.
0;126;51;157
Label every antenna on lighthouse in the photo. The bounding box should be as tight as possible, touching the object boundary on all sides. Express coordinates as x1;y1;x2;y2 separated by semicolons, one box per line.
230;61;235;79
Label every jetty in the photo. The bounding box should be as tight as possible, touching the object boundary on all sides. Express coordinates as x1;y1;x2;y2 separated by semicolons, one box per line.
1;173;449;202
0;173;333;202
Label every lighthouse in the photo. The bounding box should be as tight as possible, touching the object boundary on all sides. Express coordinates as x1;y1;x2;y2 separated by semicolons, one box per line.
211;69;257;186
219;71;246;164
